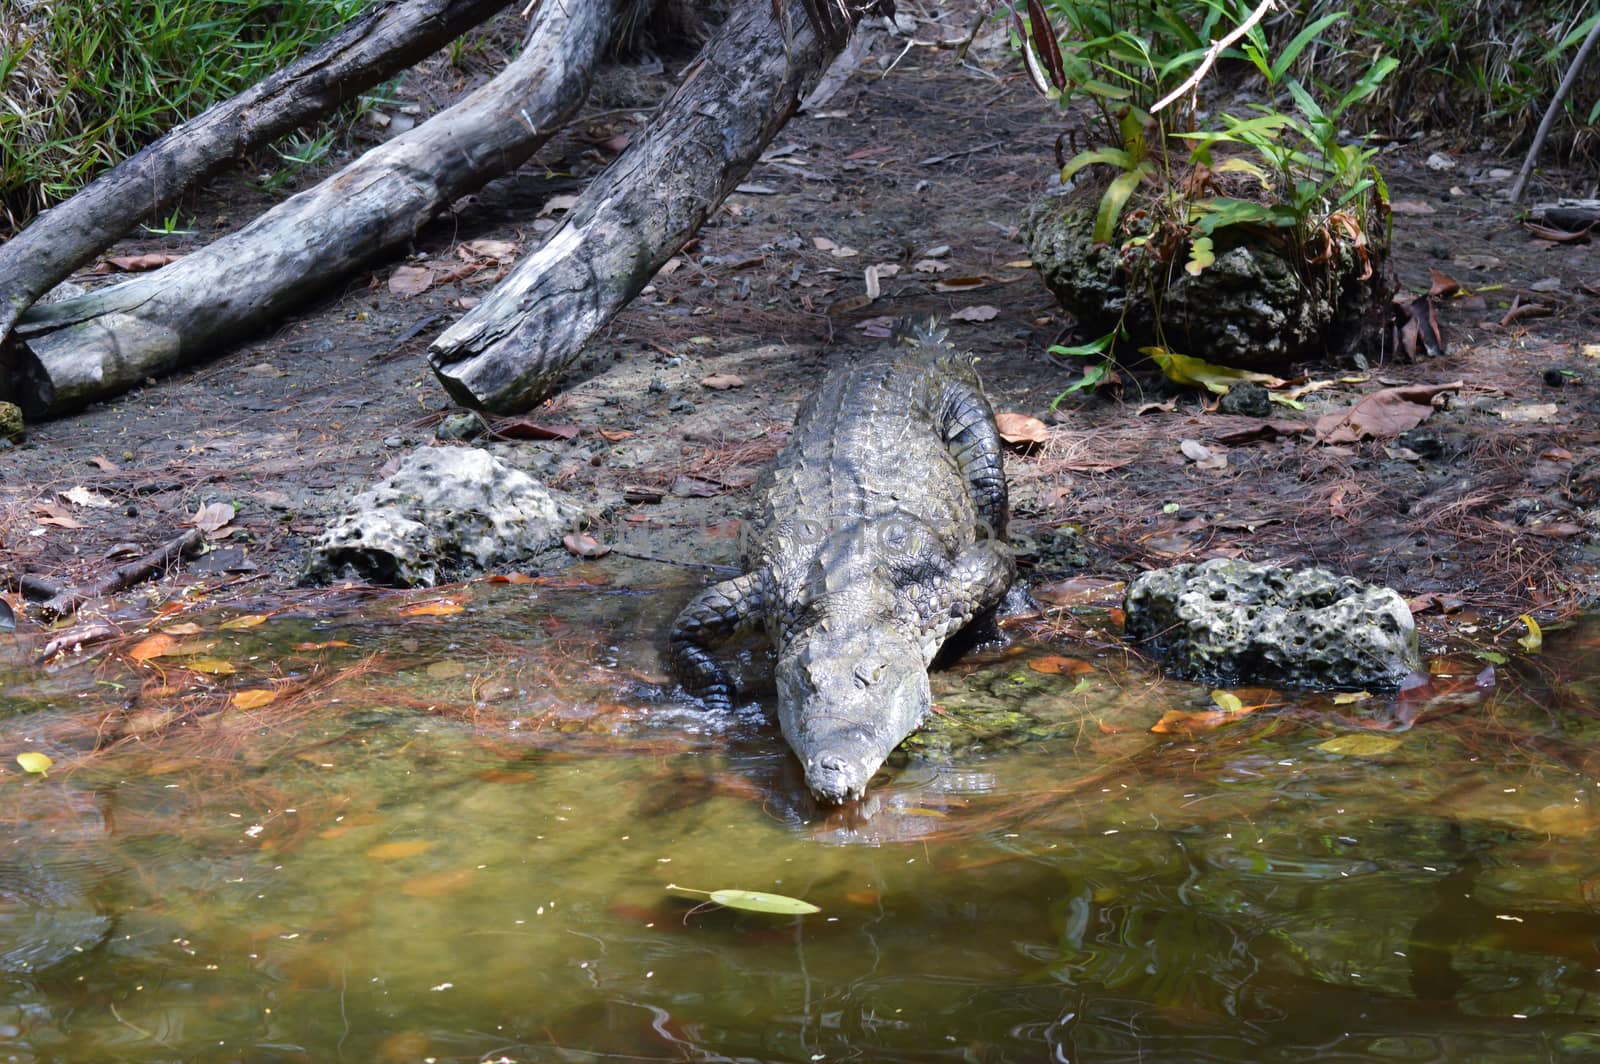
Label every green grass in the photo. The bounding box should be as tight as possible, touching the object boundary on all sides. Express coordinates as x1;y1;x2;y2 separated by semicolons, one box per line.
0;0;367;231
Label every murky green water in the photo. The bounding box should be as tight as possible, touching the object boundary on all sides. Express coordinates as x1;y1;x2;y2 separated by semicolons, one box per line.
2;578;1598;1062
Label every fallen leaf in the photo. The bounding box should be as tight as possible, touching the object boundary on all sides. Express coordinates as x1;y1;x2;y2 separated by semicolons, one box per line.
912;259;950;273
1331;691;1371;704
161;622;203;635
933;276;997;292
129;633;179;661
98;252;182;272
598;428;634;442
1211;689;1243;713
220;614;269;631
1149;348;1284;394
1428;269;1461;298
231;689;278;710
1179;439;1213;462
1523;220;1592;243
563;532;611;558
35;508;87;529
462;238;519;260
388;265;436;297
192;501;236;532
950;304;1000;322
1517;614;1542;653
293;640;352;650
401;869;477;898
994;411;1050;446
186;657;237;675
1313;381;1463;444
1027;655;1095;675
1032;576;1123;606
700;373;745;390
1316;734;1402;757
87;455;120;472
1498;403;1558;423
16;752;52;776
1452;253;1504;270
62;486;113;508
425;660;467;679
366;840;436;860
492;419;580;441
399;600;465;617
1390;199;1436;214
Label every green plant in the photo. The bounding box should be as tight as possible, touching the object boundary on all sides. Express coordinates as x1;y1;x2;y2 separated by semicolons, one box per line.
0;0;367;231
1019;0;1395;392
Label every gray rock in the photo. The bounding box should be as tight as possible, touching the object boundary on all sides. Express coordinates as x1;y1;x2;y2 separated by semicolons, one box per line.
304;446;583;587
1124;559;1420;688
1217;380;1272;418
1020;191;1385;373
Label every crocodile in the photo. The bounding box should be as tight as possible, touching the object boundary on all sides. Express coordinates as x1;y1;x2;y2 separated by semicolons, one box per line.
669;318;1017;804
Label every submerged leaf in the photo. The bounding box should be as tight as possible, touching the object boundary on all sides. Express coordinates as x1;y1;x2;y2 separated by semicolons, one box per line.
1317;734;1402;757
231;689;278;710
1517;614;1543;653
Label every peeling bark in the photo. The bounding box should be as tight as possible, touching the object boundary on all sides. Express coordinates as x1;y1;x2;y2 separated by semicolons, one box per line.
429;0;859;413
1;0;621;419
0;0;515;346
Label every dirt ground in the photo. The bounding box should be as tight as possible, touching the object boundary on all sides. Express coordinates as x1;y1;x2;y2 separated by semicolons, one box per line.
4;3;1600;642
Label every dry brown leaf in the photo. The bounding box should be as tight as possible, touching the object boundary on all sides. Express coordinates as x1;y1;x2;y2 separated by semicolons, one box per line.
913;258;950;273
933;276;995;292
129;633;179;661
1026;655;1095;675
398;600;466;617
994;411;1050;446
1427;269;1461;298
388;265;435;297
700;373;745;390
1314;381;1463;444
950;304;999;322
366;840;436;860
401;868;477;898
97;252;182;273
462;238;518;260
491;419;580;441
563;532;611;558
192;501;236;533
161;622;203;635
1389;200;1436;215
231;689;277;710
538;194;579;217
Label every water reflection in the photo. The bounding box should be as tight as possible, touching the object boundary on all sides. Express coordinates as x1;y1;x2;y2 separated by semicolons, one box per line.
0;586;1596;1061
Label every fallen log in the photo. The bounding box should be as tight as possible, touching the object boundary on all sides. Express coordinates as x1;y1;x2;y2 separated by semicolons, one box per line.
0;0;516;346
429;0;874;413
1528;198;1600;230
33;528;205;621
0;0;621;419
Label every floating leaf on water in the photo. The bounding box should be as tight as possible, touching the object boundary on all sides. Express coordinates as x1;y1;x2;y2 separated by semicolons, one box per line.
187;657;238;675
220;614;269;630
1211;690;1244;713
1027;655;1094;675
1517;614;1542;653
129;633;180;661
1317;734;1402;757
709;889;820;915
162;621;203;635
1331;691;1371;704
231;689;277;710
16;752;52;777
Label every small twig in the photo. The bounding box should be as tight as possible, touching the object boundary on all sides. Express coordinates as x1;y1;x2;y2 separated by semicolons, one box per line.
39;528;206;620
1151;0;1277;115
1510;11;1600;203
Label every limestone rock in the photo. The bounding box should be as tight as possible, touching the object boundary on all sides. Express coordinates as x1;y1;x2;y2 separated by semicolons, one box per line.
1124;559;1420;688
304;445;583;587
1020;190;1386;373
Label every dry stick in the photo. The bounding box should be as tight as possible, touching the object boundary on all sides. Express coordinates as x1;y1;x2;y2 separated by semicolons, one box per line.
1;0;622;420
1151;0;1277;115
0;0;516;348
430;0;860;413
1510;12;1600;204
37;528;205;620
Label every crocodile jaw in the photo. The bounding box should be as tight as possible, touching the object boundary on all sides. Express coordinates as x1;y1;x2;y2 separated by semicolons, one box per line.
775;629;931;805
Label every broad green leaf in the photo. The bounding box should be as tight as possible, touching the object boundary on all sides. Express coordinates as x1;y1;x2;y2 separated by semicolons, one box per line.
1147;348;1284;394
1211;689;1243;713
1517;614;1543;653
1048;330;1118;359
1061;147;1134;184
709;889;820;915
16;752;52;776
1093;165;1149;244
1317;734;1402;757
1051;361;1109;405
1212;157;1272;189
1185;236;1215;276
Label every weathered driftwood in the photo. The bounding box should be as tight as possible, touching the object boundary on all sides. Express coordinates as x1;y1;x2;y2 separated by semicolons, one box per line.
1528;198;1600;230
429;0;862;413
0;0;515;346
0;0;620;419
35;528;205;621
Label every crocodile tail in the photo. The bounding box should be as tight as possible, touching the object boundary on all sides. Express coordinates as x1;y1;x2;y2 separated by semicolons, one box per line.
893;315;951;352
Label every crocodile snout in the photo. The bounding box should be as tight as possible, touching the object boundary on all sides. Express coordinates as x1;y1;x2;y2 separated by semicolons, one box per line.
807;753;868;805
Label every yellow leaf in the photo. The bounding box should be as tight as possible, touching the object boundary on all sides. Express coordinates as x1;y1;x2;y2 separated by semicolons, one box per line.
1210;689;1244;713
1516;614;1542;653
220;614;269;631
1331;691;1371;704
1147;347;1285;395
16;752;52;776
187;657;237;675
231;689;277;710
129;633;179;661
1317;734;1402;757
161;622;203;635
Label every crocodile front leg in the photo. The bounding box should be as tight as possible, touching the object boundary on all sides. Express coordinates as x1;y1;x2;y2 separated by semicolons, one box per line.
669;572;766;710
938;380;1009;540
915;540;1017;656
